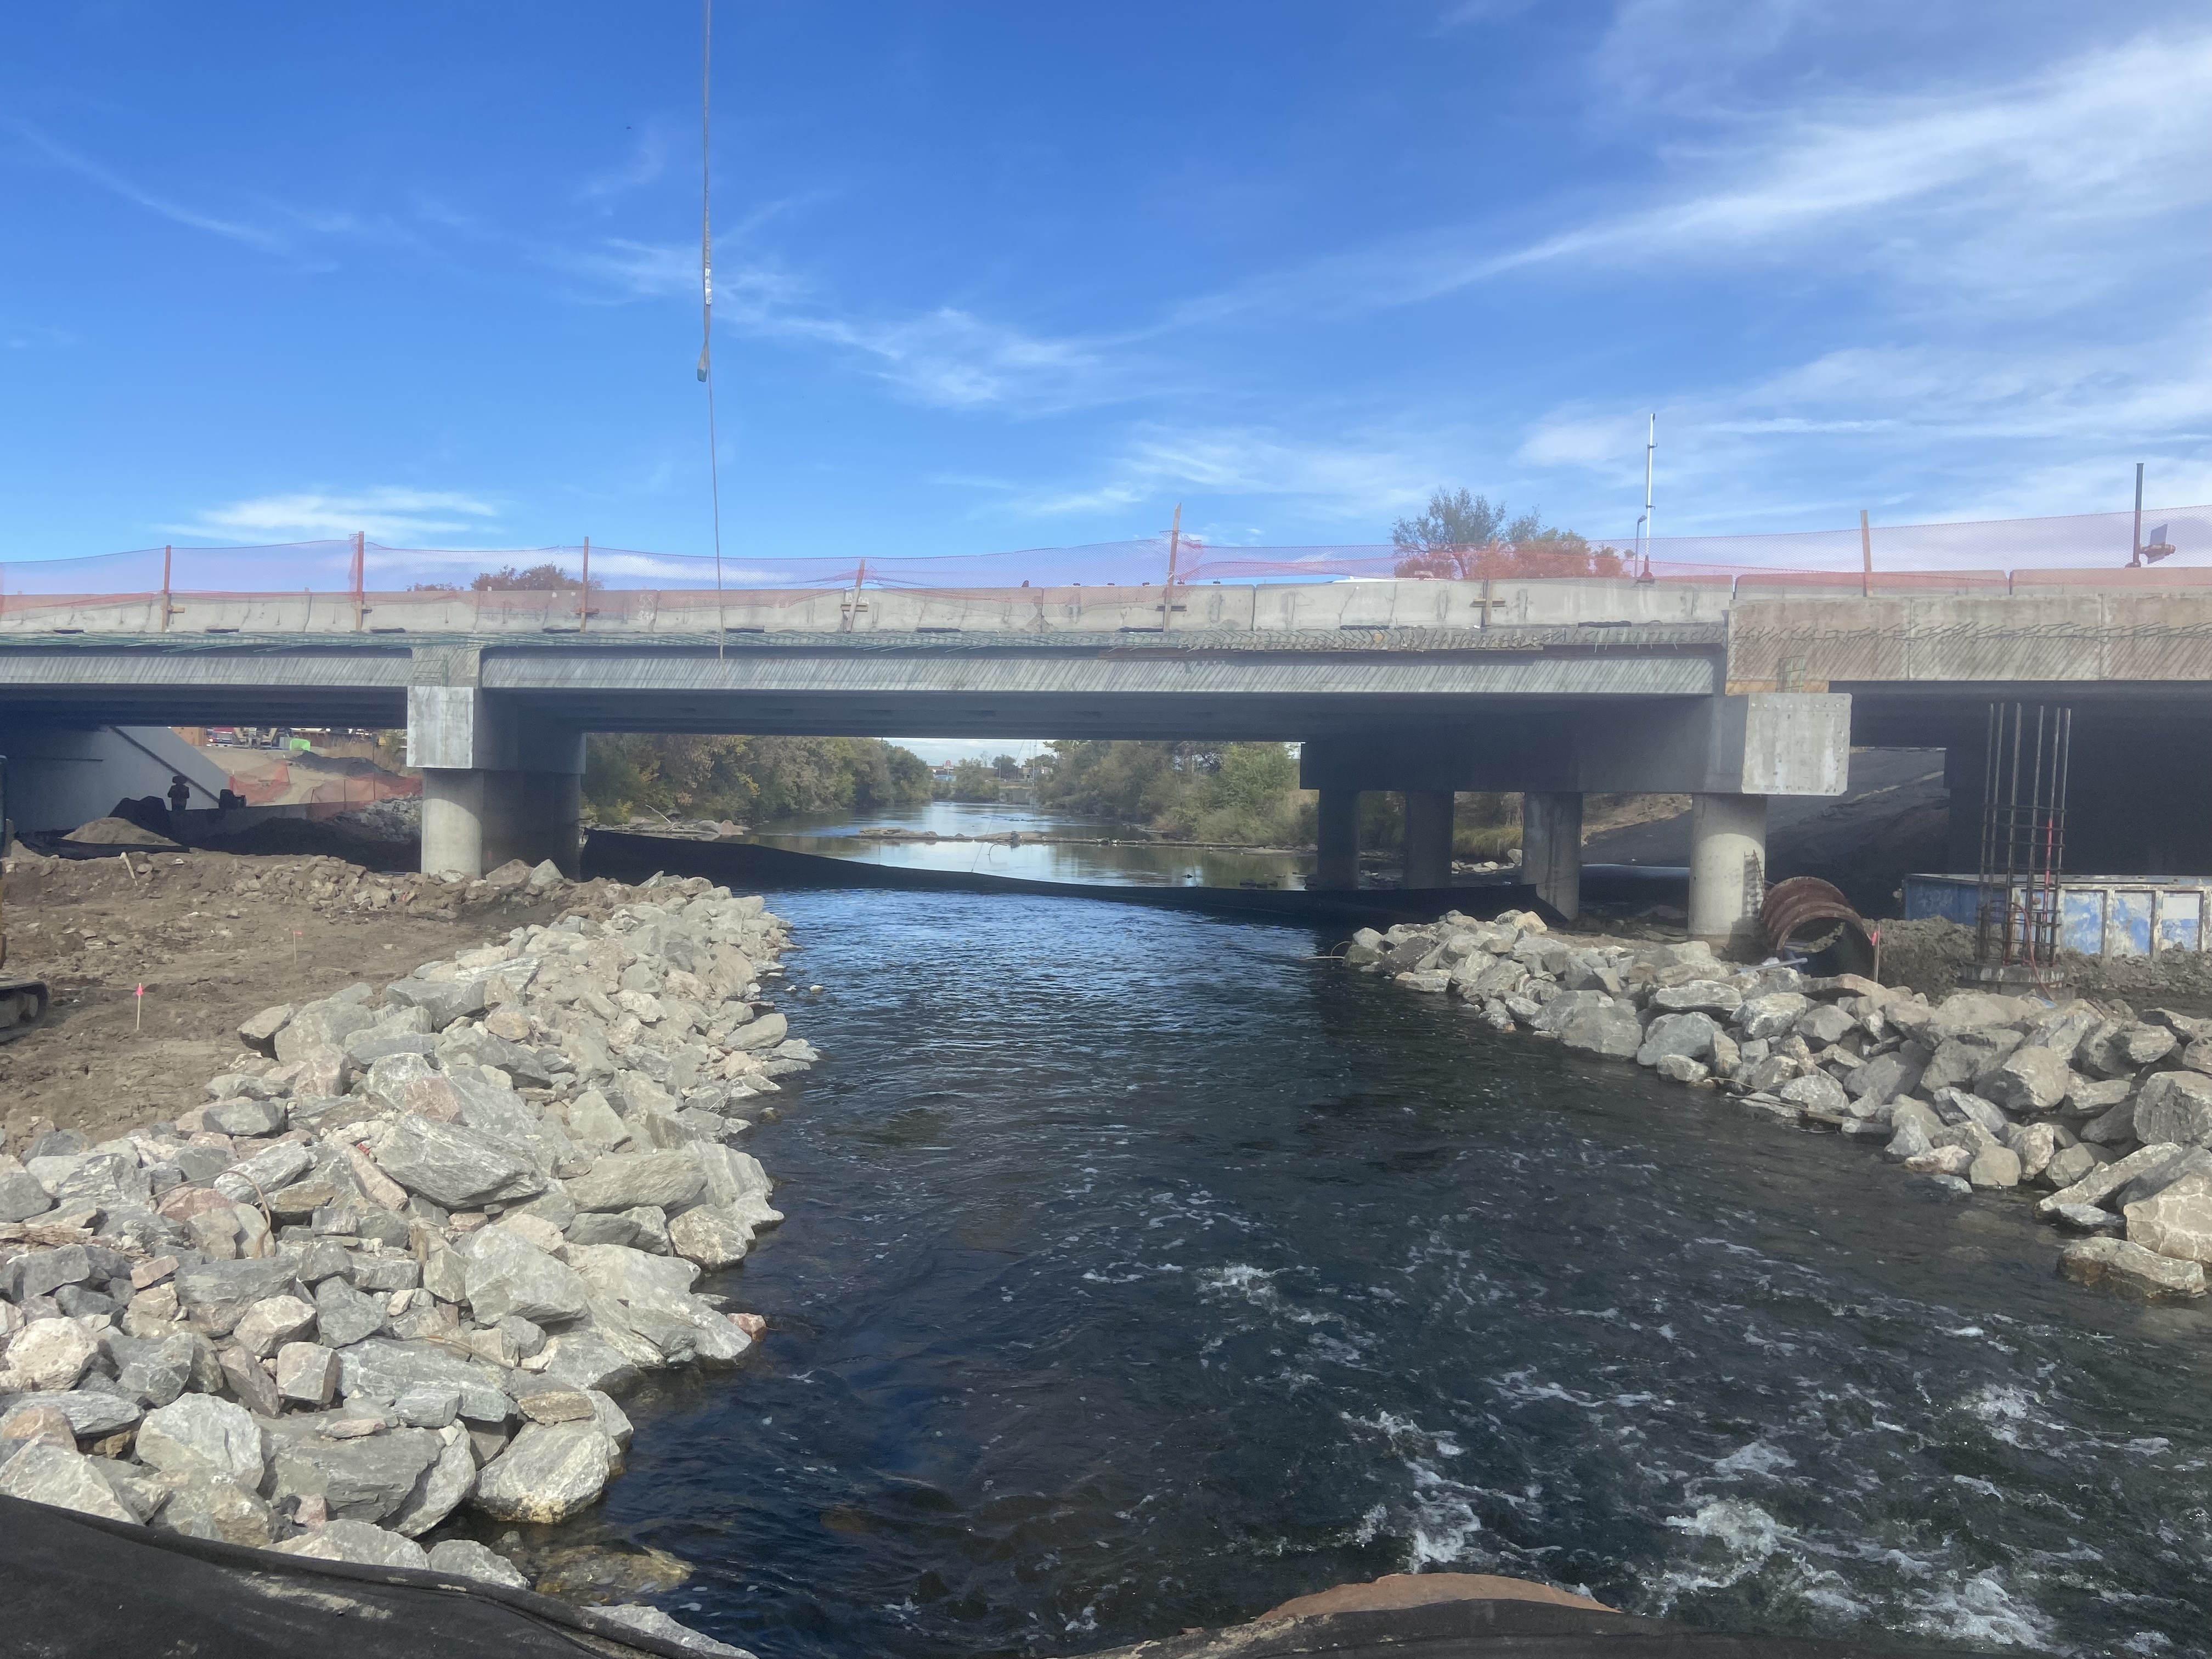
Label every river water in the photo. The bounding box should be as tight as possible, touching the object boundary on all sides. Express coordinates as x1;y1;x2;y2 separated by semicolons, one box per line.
544;886;2212;1659
746;800;1321;890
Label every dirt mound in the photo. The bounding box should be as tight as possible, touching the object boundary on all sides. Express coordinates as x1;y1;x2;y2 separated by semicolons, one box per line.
0;847;628;1153
61;816;174;847
1877;916;2212;1015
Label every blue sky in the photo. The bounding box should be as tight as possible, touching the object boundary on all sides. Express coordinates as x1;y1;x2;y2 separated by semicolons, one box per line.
4;1;2210;574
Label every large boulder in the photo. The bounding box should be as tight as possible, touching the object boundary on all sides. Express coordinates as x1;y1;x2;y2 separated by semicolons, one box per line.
372;1114;546;1209
2018;1001;2103;1064
0;1321;99;1392
335;1338;514;1424
2125;1173;2212;1265
274;999;377;1064
174;1258;301;1336
2058;1235;2206;1299
535;1333;642;1397
385;972;493;1031
136;1395;264;1488
667;1205;755;1269
471;1423;617;1523
391;1426;478;1537
1555;1000;1643;1060
1924;1031;2019;1093
1848;1049;1925;1105
232;1295;318;1359
153;1472;276;1547
266;1423;443;1523
3;1391;142;1439
272;1519;430;1571
2038;1143;2196;1217
1636;1013;1719;1068
728;1012;789;1051
2133;1071;2212;1148
1779;1071;1850;1114
1978;1046;2075;1114
426;1538;530;1588
565;1150;707;1214
1735;993;1810;1041
313;1276;390;1348
2004;1121;2060;1180
2081;1022;2178;1079
0;1442;138;1522
1650;980;1741;1015
1967;1146;2023;1188
460;1227;589;1324
360;1052;461;1120
693;1144;781;1233
1924;991;2034;1040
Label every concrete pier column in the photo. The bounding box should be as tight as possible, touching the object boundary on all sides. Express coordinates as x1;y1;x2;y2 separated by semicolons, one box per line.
1690;793;1768;956
408;647;584;879
1402;791;1456;889
1522;791;1583;921
420;770;486;878
419;768;584;879
1314;788;1361;889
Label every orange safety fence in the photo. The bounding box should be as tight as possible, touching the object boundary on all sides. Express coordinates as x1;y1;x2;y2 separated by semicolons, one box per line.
3;503;2210;604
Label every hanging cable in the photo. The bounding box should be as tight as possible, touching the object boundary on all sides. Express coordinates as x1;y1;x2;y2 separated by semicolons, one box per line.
699;0;726;654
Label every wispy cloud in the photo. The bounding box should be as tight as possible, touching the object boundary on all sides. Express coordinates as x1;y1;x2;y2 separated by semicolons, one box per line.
1175;28;2212;324
577;129;668;206
14;123;294;254
172;487;502;543
1000;422;1475;525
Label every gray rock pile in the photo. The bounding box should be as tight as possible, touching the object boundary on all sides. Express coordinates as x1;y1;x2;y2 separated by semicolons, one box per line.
0;871;800;1652
1347;911;2212;1302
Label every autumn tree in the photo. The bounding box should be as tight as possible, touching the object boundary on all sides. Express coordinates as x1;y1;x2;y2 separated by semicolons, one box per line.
1390;489;1623;579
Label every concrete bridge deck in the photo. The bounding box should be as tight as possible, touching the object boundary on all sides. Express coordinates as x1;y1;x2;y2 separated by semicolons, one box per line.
8;577;2211;947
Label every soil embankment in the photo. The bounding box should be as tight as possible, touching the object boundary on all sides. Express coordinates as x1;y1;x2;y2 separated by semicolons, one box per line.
0;849;580;1150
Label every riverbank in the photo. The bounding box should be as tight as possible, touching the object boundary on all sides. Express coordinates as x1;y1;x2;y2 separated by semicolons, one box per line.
1348;911;2212;1300
0;865;806;1652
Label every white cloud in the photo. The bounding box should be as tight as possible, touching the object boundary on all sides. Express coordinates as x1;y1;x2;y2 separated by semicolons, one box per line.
174;487;502;544
1176;28;2212;325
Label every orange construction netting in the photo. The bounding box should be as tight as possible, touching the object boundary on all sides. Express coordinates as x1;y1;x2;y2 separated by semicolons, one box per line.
3;504;2209;601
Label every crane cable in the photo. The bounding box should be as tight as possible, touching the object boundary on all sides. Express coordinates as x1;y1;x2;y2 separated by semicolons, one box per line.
698;0;726;656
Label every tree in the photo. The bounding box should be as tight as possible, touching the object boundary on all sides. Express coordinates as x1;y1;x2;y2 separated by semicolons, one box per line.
1390;488;1623;579
991;754;1022;778
582;733;929;824
938;759;1001;802
472;562;603;592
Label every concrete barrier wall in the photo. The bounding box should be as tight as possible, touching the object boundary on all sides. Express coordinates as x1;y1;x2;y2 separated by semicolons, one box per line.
0;577;1739;637
1727;592;2212;688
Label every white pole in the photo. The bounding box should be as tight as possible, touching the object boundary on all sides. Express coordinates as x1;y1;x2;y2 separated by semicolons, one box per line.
1641;413;1656;577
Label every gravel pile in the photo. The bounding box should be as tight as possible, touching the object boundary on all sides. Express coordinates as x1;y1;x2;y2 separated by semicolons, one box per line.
1350;910;2212;1301
0;866;805;1654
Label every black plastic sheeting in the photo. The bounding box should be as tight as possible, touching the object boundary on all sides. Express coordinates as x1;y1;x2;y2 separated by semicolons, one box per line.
1079;1596;2001;1659
0;1494;714;1659
581;830;1586;931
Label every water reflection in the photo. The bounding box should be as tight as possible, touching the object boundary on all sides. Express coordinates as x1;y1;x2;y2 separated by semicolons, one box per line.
746;799;1317;890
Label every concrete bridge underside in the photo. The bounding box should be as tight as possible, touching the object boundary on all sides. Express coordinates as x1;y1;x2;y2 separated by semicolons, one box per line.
9;579;2212;952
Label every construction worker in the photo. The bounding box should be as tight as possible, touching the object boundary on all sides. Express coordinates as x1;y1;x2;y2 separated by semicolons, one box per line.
167;774;192;815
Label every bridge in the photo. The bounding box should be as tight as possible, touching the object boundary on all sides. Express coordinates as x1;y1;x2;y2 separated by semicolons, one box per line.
6;573;2210;952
